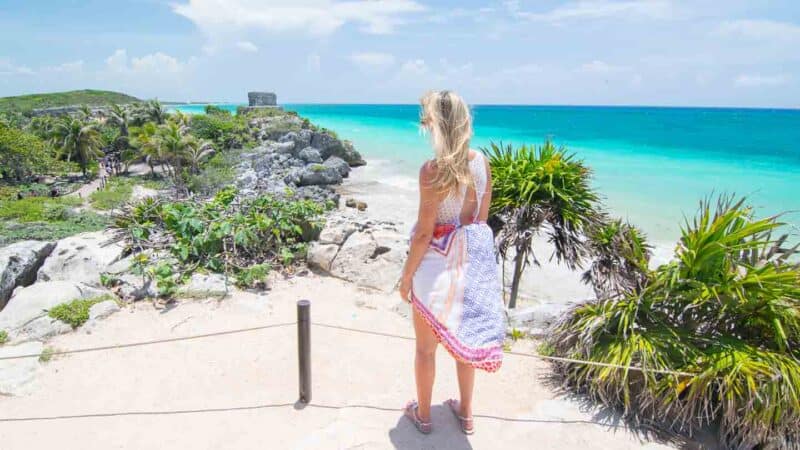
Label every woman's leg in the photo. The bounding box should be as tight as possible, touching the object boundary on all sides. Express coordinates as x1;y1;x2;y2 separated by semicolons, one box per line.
455;361;475;419
412;308;438;421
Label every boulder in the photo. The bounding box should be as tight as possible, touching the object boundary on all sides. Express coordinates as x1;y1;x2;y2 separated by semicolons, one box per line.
298;164;343;186
319;222;357;245
11;316;72;343
323;156;351;178
298;147;323;163
37;231;125;286
0;240;55;310
177;272;229;299
307;243;340;272
329;229;406;293
340;141;367;167
0;341;43;396
507;302;573;337
271;141;296;155
310;132;343;158
279;130;312;150
89;300;121;320
0;281;108;335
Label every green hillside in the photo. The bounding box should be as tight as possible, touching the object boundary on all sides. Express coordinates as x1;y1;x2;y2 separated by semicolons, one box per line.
0;89;140;113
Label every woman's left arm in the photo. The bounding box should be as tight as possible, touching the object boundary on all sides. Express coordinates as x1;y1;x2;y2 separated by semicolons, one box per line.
399;163;439;302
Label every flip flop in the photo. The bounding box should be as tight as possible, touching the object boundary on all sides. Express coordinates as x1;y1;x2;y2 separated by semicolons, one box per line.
403;400;432;434
445;399;474;435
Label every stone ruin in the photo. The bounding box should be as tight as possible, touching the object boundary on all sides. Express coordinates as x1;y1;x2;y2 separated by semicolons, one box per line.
248;91;277;107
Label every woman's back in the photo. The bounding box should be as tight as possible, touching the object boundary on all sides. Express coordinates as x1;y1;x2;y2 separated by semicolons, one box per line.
435;151;488;226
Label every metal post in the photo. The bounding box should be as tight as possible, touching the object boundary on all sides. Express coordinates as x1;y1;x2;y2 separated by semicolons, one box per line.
297;299;311;404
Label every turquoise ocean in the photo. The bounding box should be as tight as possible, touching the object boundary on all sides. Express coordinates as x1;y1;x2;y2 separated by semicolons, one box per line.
170;103;800;245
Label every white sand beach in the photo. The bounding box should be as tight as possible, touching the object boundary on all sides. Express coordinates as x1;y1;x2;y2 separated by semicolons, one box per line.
0;275;684;450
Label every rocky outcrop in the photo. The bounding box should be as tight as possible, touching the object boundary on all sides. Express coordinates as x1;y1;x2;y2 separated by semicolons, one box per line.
0;281;108;342
308;212;406;293
37;231;126;286
506;301;575;337
0;241;56;310
176;273;229;299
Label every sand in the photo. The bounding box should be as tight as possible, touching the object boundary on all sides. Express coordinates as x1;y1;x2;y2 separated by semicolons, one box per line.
0;275;680;450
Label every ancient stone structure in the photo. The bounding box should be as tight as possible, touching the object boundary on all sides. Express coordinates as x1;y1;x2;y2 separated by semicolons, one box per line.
248;91;277;107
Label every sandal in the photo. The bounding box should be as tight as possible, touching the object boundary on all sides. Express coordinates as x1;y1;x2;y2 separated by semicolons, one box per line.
445;399;474;435
403;400;432;434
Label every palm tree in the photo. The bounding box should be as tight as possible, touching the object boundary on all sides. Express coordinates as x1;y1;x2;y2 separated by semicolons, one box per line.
50;117;104;176
582;217;652;299
130;122;163;175
184;140;214;174
158;122;203;187
482;141;600;308
146;99;167;125
550;195;800;448
108;104;131;138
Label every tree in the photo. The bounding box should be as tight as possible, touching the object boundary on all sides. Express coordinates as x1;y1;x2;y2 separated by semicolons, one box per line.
50;117;103;176
130;122;162;175
482;141;600;308
108;104;131;138
146;99;166;125
0;123;50;181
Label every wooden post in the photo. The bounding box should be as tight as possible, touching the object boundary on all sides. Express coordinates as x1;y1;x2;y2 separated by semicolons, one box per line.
297;299;311;404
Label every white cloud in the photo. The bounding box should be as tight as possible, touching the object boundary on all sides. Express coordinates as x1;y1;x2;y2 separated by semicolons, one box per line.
579;60;629;74
235;41;259;52
398;59;428;77
307;53;321;72
172;0;425;37
734;74;790;88
0;59;35;76
44;60;84;73
716;19;800;41
518;0;676;22
105;49;186;74
349;52;395;70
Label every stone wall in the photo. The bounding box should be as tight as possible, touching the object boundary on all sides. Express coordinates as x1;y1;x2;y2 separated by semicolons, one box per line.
248;92;277;107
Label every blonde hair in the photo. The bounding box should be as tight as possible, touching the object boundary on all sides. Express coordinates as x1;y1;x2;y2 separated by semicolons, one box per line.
419;90;473;194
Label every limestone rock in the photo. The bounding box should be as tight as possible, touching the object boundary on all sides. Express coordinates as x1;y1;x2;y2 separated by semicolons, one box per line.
298;147;323;163
298;164;343;186
11;316;72;343
307;243;340;272
329;229;406;293
323;156;351;178
0;240;55;309
278;130;312;150
177;273;229;299
319;222;357;245
507;302;572;336
89;300;121;320
0;281;108;335
37;231;125;286
0;341;43;395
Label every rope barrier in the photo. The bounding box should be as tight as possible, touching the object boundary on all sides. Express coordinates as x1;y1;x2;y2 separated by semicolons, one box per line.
0;322;295;361
0;319;696;377
311;322;699;377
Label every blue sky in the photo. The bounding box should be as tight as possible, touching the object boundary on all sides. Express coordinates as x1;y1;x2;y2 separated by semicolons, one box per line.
1;0;799;107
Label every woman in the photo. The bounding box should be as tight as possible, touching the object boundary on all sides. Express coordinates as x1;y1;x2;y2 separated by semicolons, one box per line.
399;90;505;435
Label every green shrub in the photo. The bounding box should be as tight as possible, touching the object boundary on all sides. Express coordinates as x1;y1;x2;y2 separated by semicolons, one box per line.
47;295;115;328
204;104;231;116
0;330;7;345
90;178;133;210
39;346;55;362
0;123;53;181
550;196;800;448
189;113;249;149
186;151;237;195
115;188;328;292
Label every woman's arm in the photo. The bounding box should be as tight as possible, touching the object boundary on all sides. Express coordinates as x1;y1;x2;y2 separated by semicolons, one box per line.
399;162;439;301
477;154;492;222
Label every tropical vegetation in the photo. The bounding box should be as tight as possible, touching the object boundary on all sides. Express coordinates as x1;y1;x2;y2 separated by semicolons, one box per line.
482;141;600;308
0;89;138;113
548;196;800;448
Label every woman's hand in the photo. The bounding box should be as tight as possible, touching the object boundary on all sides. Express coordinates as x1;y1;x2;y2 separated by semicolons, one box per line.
399;275;412;303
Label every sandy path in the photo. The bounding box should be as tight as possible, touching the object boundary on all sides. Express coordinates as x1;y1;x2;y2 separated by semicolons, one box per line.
0;275;678;450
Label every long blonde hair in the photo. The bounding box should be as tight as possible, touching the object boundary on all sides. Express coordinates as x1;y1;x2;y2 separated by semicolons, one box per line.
419;90;473;194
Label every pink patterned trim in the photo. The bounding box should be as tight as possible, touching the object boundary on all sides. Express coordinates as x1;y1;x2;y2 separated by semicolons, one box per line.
410;290;503;373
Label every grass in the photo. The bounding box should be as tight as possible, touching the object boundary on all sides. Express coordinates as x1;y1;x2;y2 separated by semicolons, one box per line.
0;195;82;222
0;213;108;246
0;89;139;113
0;330;7;345
90;178;134;210
47;294;115;328
39;347;56;363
